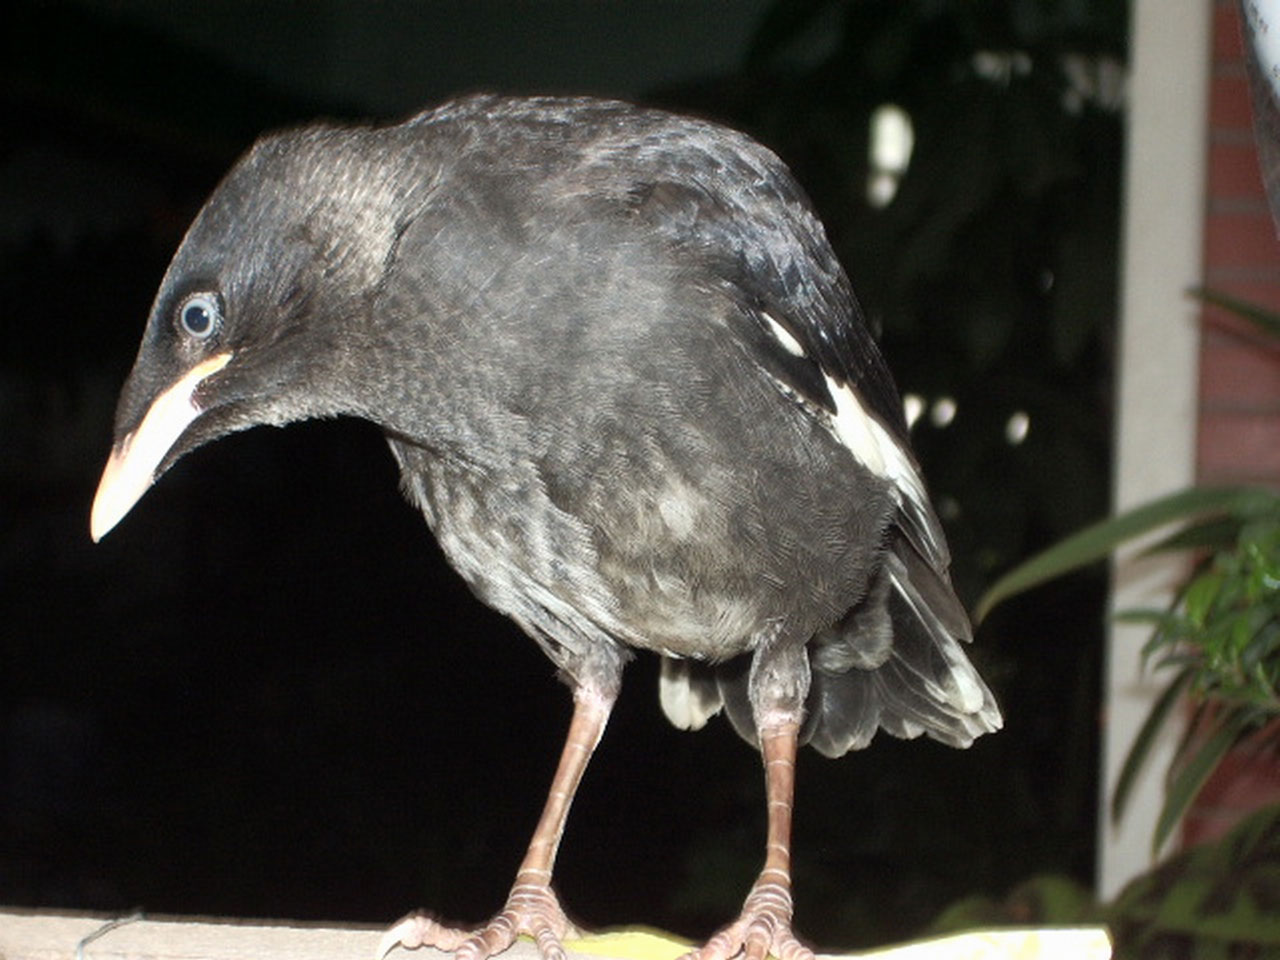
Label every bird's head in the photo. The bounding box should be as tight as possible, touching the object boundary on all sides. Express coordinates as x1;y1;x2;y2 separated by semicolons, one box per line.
91;123;424;541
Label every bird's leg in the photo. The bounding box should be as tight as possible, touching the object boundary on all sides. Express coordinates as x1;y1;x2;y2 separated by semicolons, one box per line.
380;685;614;960
684;717;814;960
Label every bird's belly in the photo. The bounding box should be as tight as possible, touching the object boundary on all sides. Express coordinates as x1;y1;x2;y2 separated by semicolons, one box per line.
394;454;786;665
584;466;869;661
606;574;774;660
390;415;889;672
429;482;775;663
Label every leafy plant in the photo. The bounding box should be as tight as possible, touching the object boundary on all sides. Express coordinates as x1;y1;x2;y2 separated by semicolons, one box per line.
977;292;1280;852
981;485;1280;851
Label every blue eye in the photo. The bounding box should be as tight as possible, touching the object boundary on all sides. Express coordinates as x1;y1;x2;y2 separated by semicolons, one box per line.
178;293;221;339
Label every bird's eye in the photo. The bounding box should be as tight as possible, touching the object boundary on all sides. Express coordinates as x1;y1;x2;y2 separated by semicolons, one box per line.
177;293;222;340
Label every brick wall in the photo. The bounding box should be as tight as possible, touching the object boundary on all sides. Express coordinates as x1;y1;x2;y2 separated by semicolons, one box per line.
1182;0;1280;848
1198;0;1280;486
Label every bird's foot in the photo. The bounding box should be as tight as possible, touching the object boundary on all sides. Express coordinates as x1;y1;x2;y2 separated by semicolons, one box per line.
379;874;580;960
681;874;814;960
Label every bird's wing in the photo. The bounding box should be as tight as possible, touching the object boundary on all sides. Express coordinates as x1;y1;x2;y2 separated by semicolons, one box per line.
597;124;1001;750
612;151;949;573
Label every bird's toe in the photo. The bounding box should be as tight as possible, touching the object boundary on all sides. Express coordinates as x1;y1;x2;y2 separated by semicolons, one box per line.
377;912;472;958
380;878;579;960
465;877;579;960
681;881;814;960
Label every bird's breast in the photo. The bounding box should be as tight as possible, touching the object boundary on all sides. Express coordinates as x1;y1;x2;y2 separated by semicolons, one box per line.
373;249;898;667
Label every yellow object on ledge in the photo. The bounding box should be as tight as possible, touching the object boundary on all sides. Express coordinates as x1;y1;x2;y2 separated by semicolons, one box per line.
566;926;1112;960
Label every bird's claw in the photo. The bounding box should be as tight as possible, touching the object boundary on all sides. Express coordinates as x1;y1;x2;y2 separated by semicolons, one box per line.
378;913;470;959
379;877;580;960
681;880;814;960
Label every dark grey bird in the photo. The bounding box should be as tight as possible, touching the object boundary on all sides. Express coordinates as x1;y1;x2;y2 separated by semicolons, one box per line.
91;94;1001;960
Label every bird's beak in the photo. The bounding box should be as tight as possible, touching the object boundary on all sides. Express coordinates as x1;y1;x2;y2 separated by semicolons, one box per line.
91;352;233;542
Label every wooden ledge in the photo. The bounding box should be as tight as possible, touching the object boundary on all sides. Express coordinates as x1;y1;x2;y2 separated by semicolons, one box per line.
0;910;1111;960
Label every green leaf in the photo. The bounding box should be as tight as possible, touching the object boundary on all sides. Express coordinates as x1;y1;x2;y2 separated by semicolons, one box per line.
1191;286;1280;340
1183;571;1223;629
975;486;1278;623
1148;515;1248;553
1112;666;1195;824
1153;707;1264;853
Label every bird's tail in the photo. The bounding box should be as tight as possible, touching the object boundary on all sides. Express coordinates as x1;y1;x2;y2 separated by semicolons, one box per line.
658;531;1001;756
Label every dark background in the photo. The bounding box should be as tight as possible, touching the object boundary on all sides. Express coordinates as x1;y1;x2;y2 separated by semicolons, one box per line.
3;0;1124;949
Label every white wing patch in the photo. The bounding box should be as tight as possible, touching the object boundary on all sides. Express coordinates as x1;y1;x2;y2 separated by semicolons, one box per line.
761;311;806;357
823;372;929;512
750;309;946;563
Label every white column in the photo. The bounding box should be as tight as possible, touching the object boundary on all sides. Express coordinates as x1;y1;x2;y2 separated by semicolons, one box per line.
1101;0;1211;898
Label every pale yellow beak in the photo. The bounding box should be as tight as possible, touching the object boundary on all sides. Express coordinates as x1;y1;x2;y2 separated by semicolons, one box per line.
91;352;233;542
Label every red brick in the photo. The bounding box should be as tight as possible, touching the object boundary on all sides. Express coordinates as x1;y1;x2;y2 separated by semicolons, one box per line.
1213;0;1244;65
1201;277;1280;308
1210;69;1255;132
1203;209;1280;269
1199;335;1280;411
1197;409;1280;481
1208;138;1265;200
1189;3;1280;848
1198;267;1280;293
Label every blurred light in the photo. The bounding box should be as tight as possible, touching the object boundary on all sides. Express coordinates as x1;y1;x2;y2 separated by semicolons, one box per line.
972;50;1032;86
930;396;957;428
867;104;914;208
1060;53;1126;114
903;392;926;430
1006;410;1030;445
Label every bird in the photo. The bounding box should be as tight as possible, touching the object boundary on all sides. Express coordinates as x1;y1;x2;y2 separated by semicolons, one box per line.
91;93;1001;960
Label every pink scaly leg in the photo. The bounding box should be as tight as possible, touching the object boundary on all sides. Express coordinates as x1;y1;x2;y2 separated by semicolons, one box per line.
683;720;814;960
380;686;614;960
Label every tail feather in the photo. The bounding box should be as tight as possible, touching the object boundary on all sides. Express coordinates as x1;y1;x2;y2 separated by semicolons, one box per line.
805;531;1001;756
656;532;1001;758
659;656;724;731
